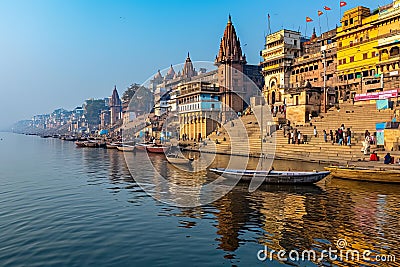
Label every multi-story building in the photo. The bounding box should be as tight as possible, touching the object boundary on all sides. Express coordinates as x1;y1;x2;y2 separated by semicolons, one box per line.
261;29;302;105
177;81;221;141
374;0;400;90
336;6;381;100
290;29;337;114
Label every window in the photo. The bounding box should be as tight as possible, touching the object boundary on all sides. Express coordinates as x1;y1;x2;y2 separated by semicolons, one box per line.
294;40;297;46
349;41;353;47
339;42;342;48
372;52;376;58
211;104;215;109
350;18;354;24
363;53;368;60
338;59;342;65
344;20;349;26
350;56;354;62
343;58;347;64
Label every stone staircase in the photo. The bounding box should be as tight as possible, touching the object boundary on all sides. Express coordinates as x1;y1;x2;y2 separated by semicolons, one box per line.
272;102;394;163
201;102;395;164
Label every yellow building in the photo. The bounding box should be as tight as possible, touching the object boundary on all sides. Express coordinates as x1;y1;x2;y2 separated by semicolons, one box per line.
374;0;400;90
336;6;381;100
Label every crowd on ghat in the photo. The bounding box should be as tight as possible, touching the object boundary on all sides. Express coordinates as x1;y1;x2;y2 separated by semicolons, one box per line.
284;123;354;146
283;121;400;164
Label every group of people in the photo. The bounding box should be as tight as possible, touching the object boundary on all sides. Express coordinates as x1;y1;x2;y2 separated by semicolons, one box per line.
321;124;352;146
287;128;306;145
271;104;286;117
371;151;399;164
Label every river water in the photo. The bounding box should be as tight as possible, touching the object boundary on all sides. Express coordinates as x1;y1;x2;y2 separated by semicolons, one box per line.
0;132;399;266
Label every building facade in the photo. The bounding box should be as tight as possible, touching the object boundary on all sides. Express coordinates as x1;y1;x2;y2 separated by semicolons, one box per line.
261;29;302;105
177;81;221;141
215;15;247;119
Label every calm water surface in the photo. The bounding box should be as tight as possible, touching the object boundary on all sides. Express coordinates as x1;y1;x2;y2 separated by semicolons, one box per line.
0;133;399;266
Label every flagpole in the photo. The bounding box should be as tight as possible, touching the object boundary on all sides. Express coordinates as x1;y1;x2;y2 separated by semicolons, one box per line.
326;12;329;31
318;15;322;35
305;22;308;38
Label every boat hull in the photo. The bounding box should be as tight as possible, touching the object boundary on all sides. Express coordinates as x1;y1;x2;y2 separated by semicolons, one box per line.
75;141;86;147
135;143;152;151
209;168;330;184
117;146;135;152
325;166;400;183
146;146;168;154
166;156;192;165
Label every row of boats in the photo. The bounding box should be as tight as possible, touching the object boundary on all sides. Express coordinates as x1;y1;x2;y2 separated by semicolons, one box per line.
76;140;194;165
74;139;400;185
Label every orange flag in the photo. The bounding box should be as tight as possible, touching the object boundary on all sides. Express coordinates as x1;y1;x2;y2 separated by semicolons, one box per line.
318;10;323;16
324;6;331;10
306;16;313;22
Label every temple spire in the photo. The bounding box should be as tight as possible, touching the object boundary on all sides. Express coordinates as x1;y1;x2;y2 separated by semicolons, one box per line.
215;15;246;65
182;52;196;79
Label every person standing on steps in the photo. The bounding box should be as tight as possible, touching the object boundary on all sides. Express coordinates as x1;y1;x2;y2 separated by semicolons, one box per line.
313;126;318;138
323;130;327;143
346;128;352;146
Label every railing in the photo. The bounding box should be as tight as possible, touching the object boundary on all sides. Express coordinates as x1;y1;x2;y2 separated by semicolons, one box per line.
337;30;400;51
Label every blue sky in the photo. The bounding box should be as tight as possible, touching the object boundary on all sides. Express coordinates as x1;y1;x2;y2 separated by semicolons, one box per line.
0;0;391;127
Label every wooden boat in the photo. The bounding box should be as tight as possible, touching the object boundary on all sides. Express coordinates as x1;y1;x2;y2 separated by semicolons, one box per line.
166;153;194;165
325;166;400;183
75;141;86;147
146;145;168;154
65;136;77;141
117;145;135;152
135;143;153;151
85;141;99;147
106;142;120;149
209;168;330;184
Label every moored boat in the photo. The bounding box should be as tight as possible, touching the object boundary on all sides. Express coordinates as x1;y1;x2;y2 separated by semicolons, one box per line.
106;142;121;149
65;136;78;141
75;141;86;147
117;145;135;152
146;145;168;154
209;168;330;184
85;141;99;147
325;166;400;183
135;143;153;151
166;153;194;165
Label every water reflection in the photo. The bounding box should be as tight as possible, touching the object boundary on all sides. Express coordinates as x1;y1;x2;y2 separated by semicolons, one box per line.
78;148;400;266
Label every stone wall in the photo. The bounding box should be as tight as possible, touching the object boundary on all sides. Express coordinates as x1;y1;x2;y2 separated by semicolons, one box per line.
384;129;400;151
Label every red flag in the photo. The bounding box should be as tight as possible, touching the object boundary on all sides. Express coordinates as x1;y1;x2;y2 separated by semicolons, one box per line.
318;10;323;16
306;16;313;22
324;6;331;10
340;1;347;7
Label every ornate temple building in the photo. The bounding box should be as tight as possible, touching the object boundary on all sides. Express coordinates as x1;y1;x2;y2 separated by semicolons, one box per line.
109;86;122;125
215;15;247;118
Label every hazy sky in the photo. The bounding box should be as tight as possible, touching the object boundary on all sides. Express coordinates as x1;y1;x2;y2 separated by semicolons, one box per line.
0;0;390;127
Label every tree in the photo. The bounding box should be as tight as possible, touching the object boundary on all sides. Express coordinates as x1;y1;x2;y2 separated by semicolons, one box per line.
122;83;154;114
